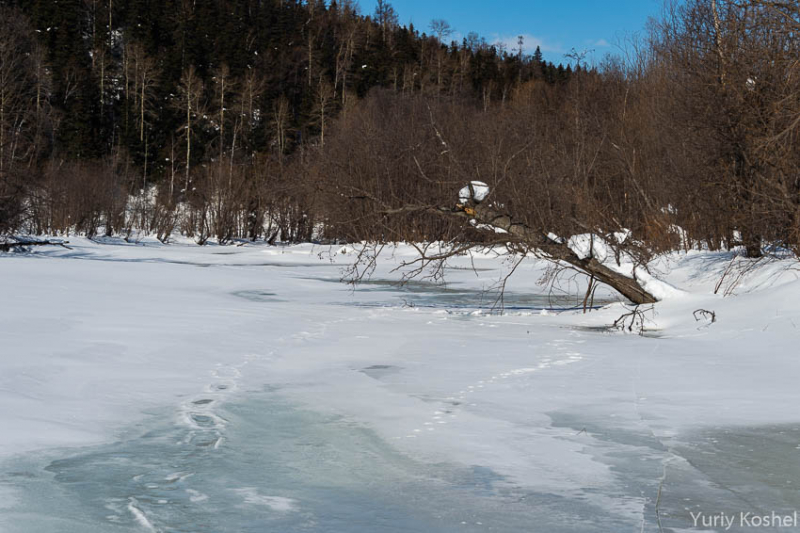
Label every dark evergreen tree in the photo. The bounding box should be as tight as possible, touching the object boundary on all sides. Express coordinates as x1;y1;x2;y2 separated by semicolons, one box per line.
6;0;571;170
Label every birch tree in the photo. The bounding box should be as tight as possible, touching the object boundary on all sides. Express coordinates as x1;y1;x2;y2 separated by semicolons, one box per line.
176;66;204;192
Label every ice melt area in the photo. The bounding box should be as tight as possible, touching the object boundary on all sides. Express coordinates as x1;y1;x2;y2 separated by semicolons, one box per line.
2;391;648;532
1;238;800;532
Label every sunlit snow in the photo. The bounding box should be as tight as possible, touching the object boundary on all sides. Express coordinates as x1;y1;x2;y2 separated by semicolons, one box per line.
1;239;799;532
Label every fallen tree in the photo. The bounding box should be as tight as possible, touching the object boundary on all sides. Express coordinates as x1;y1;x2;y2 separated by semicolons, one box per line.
345;184;659;305
450;202;658;305
368;201;658;305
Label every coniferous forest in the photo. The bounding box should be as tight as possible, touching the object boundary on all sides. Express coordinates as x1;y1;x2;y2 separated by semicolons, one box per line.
0;0;799;260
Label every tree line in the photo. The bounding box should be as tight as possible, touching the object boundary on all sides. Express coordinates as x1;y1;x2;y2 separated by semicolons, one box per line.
1;0;798;262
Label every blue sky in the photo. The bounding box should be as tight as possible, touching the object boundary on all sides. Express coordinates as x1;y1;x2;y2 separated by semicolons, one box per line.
359;0;663;64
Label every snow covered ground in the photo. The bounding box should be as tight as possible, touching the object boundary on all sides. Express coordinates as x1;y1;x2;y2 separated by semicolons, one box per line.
1;238;799;532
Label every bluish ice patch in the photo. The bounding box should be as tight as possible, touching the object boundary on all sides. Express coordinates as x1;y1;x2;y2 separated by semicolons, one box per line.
1;391;642;533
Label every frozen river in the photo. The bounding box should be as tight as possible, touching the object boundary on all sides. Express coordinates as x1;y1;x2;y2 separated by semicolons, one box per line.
2;240;800;532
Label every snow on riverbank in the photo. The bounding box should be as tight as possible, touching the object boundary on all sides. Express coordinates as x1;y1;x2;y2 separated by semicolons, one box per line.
1;238;800;528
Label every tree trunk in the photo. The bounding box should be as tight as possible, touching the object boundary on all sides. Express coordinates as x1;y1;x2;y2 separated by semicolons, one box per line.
467;205;659;304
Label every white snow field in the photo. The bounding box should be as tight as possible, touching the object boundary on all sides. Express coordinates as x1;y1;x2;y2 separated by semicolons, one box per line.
1;238;799;532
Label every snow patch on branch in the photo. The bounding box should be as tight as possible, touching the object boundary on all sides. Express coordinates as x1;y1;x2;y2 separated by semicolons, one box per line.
458;181;490;204
469;219;509;234
567;234;610;262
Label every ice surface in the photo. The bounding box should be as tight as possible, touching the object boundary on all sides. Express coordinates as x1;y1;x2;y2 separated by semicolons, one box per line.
1;239;800;531
0;393;648;532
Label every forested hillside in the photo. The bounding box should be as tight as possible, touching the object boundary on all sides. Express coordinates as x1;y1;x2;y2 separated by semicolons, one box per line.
1;0;799;261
